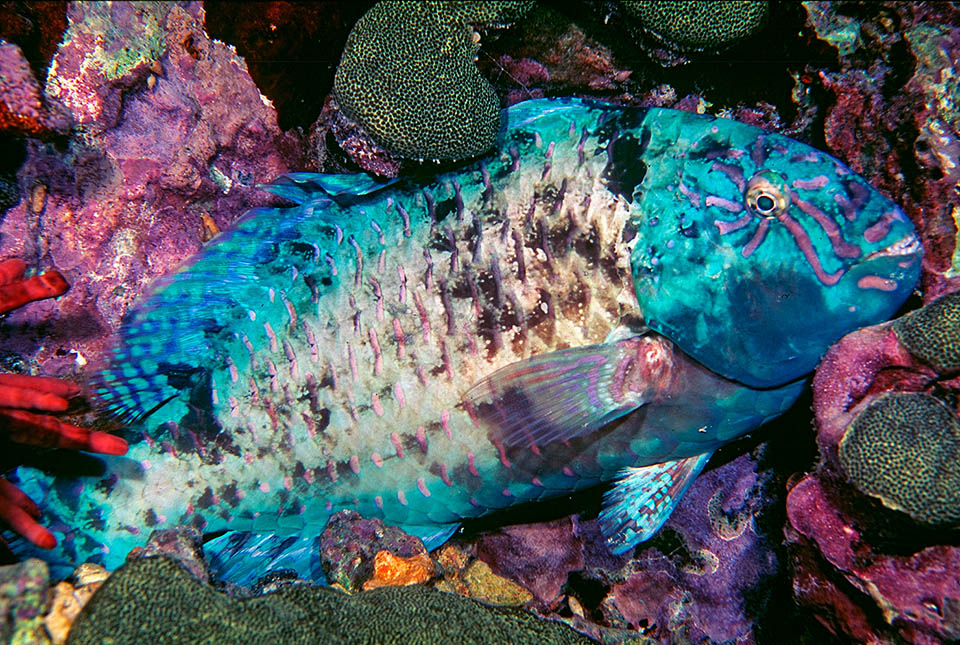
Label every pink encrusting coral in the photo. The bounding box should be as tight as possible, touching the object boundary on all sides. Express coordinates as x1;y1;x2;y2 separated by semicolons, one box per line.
0;39;68;138
0;2;297;379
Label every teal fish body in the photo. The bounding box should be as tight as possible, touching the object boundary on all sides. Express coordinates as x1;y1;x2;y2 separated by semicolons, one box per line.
13;99;920;583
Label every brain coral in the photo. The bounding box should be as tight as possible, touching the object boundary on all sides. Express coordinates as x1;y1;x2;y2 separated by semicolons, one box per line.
333;1;532;162
838;392;960;526
68;556;591;644
622;0;768;51
892;290;960;372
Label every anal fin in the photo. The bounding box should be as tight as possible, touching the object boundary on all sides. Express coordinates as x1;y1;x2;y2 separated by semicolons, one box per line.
599;452;713;555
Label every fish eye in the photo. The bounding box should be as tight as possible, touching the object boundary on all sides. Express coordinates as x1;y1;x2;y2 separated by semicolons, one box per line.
745;170;790;217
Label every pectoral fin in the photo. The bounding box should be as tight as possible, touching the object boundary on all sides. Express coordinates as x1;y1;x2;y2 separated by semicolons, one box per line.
463;335;672;448
599;452;713;554
260;172;395;205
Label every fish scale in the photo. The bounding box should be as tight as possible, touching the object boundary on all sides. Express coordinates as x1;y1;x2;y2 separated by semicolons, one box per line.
12;98;921;584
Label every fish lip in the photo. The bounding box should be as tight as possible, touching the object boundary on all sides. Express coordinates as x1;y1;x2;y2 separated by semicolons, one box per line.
865;233;922;261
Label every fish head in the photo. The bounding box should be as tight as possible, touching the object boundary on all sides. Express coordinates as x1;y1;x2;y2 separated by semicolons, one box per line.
627;109;921;387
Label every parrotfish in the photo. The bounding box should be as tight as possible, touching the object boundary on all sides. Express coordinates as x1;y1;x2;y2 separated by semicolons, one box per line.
12;98;921;584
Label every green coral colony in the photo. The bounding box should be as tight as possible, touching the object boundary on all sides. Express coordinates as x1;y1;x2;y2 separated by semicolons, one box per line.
839;291;960;526
839;393;960;526
334;1;532;162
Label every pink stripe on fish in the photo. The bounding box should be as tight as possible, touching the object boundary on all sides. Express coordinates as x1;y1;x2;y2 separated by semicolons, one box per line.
417;477;431;498
394;382;406;409
374;495;384;509
397;266;407;302
227;356;239;382
857;276;899;291
241;334;257;369
266;359;279;392
413;291;431;342
370;219;385;245
369;328;383;375
439;464;453;487
369;277;384;321
378;249;386;274
792;192;861;258
396;201;411;237
302;412;316;438
715;212;753;235
710;161;746;192
268;288;275;303
706;195;743;213
371;452;384;468
349;455;360;474
792;175;830;190
347;344;359;382
467;451;479;477
371;392;384;417
393;318;406;359
742;218;770;258
283;340;298;379
303;468;315;484
229;396;239;417
494;439;511;468
349;236;362;287
302;321;319;363
678;182;700;207
441;409;452;439
502;488;513;497
397;490;408;506
281;291;297;329
532;477;543;487
391;432;405;459
864;211;899;243
777;211;844;285
325;252;337;276
248;309;256;321
417;426;427;453
264;322;279;352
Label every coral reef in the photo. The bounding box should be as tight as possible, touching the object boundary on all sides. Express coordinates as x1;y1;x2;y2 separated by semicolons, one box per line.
0;1;295;382
0;1;957;642
44;563;107;645
620;0;769;52
67;556;593;645
319;510;431;593
332;1;532;163
891;290;960;371
0;558;49;644
793;291;960;641
838;392;960;526
0;40;68;138
361;550;435;590
786;3;960;639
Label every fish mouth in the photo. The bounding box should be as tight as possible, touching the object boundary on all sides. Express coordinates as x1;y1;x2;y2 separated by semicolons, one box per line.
865;233;922;261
